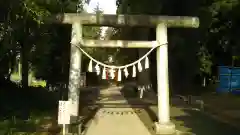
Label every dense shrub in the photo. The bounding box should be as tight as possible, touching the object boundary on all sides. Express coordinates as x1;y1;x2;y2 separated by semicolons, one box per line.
0;77;59;120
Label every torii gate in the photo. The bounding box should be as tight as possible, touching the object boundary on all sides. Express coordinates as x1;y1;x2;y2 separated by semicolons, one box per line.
47;13;199;134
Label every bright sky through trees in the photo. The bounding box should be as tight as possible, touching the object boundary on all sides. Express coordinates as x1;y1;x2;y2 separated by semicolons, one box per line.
84;0;117;38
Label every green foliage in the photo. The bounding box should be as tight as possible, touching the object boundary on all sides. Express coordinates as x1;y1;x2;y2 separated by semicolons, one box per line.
0;0;105;87
114;0;240;90
198;46;213;75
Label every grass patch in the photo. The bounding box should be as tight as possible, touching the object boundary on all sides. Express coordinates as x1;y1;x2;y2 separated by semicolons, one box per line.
0;113;58;135
10;72;46;87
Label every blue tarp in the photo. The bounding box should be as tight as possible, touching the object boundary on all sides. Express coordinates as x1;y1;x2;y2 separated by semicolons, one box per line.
218;66;240;94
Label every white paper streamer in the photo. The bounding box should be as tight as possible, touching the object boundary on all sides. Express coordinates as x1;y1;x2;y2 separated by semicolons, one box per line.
132;65;136;77
88;60;93;72
138;61;142;72
145;56;149;69
95;64;100;75
117;69;121;81
85;45;155;81
147;84;151;90
124;67;129;78
140;87;144;99
109;68;115;79
138;86;145;99
102;67;106;79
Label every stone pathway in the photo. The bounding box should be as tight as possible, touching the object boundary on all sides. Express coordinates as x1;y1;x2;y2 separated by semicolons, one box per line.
80;86;240;135
83;86;152;135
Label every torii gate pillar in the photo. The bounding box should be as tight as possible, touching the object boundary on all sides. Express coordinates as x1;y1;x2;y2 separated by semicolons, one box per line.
155;23;175;134
68;22;82;116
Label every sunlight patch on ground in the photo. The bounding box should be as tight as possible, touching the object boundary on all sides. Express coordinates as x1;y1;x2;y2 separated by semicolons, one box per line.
10;72;46;87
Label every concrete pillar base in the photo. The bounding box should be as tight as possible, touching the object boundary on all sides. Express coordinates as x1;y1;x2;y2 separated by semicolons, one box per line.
155;122;176;135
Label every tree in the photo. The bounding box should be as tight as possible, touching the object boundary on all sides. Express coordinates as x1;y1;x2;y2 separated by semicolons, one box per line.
114;0;240;94
0;0;87;87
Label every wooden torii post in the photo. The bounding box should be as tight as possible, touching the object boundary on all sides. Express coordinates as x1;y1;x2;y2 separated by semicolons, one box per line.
46;13;199;134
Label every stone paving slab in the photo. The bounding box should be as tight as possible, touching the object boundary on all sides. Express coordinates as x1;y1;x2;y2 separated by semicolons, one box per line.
83;107;151;135
83;86;152;135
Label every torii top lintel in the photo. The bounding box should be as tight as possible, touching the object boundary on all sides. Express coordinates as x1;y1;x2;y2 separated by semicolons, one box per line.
45;13;199;28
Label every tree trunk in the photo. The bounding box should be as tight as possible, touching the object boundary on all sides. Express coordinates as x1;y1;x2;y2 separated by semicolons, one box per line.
134;28;152;95
21;42;29;87
20;26;31;88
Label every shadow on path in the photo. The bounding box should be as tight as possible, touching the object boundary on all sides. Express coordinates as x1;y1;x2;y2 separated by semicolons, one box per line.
74;87;101;133
172;108;240;135
119;83;240;135
119;83;158;135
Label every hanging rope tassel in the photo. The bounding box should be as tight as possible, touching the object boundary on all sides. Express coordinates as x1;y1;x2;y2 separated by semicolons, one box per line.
95;64;100;75
88;60;93;72
138;61;142;72
139;86;144;99
132;65;136;77
102;67;106;79
145;56;149;69
124;67;129;78
117;69;121;81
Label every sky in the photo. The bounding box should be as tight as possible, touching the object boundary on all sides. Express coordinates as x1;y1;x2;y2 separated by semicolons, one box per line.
84;0;117;38
85;0;117;14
